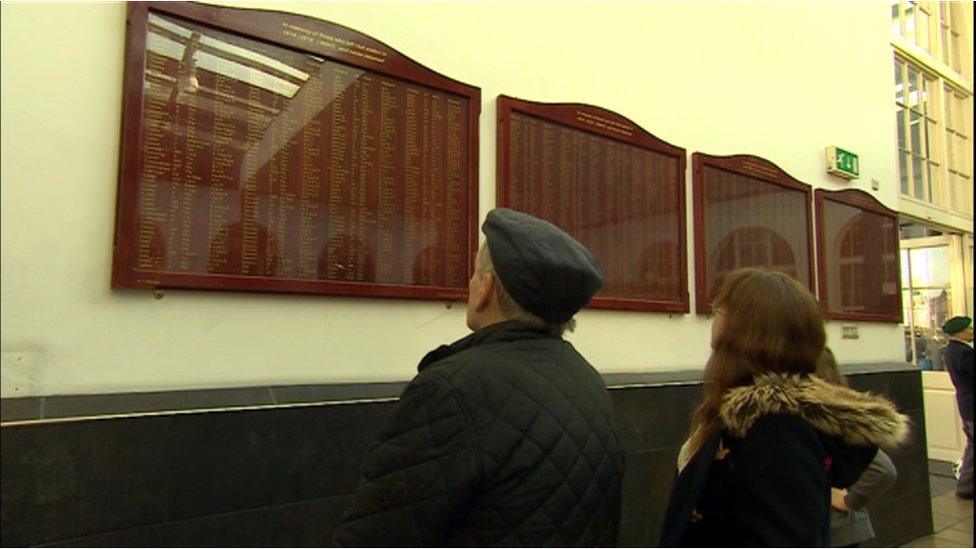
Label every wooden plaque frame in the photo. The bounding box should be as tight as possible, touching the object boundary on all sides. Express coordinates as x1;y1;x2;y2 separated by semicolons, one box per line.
815;188;903;323
692;153;815;315
112;1;480;301
496;95;689;313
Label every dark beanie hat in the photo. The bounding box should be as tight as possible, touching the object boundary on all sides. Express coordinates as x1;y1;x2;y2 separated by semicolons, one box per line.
482;208;603;323
942;316;972;335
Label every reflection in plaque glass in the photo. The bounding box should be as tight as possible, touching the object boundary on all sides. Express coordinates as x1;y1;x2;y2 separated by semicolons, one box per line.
816;189;902;323
497;96;688;313
113;2;479;300
693;154;814;314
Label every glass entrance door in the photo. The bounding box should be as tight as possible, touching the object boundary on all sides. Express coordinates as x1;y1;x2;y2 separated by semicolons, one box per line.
900;221;971;463
901;237;952;370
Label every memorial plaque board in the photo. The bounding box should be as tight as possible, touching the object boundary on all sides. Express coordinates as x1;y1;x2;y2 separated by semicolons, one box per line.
692;154;814;314
497;96;688;313
112;2;480;300
815;189;902;323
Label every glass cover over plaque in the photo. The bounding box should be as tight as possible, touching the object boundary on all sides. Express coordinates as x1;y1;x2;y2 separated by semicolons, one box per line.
693;154;814;314
816;189;902;322
497;96;688;313
113;2;480;300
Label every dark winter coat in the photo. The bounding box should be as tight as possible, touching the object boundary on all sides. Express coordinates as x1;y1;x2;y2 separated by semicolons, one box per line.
332;320;624;547
944;339;974;422
660;373;909;547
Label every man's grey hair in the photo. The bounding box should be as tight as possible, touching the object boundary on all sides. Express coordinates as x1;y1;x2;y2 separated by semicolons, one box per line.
478;244;576;337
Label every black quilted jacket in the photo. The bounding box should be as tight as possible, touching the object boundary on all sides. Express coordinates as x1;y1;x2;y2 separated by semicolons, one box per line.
333;320;624;547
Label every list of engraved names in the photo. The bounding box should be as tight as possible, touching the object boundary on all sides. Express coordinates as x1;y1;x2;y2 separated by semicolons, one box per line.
134;13;468;288
507;112;681;300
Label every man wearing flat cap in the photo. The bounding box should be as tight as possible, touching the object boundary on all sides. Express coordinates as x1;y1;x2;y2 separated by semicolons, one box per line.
943;315;973;499
334;208;624;546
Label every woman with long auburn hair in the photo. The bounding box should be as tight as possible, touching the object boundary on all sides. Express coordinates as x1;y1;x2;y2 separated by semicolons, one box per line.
660;268;909;547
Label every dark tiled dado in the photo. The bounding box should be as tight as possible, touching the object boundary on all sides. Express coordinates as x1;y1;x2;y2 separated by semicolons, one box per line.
1;366;930;547
0;396;42;422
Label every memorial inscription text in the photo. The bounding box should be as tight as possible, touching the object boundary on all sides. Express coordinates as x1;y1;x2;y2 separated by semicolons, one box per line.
116;6;474;297
501;102;687;310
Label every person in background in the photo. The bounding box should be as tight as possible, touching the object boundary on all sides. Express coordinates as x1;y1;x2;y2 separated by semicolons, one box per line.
332;208;624;547
816;347;898;548
905;329;913;363
915;332;933;371
659;268;910;547
942;315;973;500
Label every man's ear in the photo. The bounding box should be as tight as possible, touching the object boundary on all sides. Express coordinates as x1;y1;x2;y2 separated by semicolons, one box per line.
474;271;496;312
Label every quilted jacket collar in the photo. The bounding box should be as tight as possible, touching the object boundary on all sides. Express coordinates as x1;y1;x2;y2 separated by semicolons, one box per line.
417;320;553;372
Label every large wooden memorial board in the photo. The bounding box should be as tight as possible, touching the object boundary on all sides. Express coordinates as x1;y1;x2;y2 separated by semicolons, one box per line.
815;189;902;323
693;154;814;314
497;96;688;313
112;2;480;300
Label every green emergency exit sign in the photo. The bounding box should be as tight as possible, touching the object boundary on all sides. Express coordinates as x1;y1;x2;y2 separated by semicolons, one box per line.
826;146;859;179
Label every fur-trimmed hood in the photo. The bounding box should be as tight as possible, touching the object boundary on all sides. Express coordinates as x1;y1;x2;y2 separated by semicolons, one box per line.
720;373;910;448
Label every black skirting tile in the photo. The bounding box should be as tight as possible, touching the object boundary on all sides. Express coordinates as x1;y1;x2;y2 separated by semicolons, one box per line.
903;407;928;455
620;448;680;524
269;495;354;547
611;384;702;453
163;408;287;521
618;447;681;547
617;517;657;547
885;444;930;500
604;371;703;387
271;382;405;404
41;387;274;420
841;362;917;376
865;490;934;547
888;370;925;411
0;416;173;547
41;506;275;547
1;369;930;548
848;370;924;412
262;401;394;504
0;396;42;422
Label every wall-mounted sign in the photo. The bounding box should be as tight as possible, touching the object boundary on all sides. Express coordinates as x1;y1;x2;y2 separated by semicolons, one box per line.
826;146;859;180
496;96;689;313
815;188;902;323
692;153;815;314
111;2;481;301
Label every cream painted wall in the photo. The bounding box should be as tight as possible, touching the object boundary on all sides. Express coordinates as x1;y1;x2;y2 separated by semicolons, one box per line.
1;2;905;396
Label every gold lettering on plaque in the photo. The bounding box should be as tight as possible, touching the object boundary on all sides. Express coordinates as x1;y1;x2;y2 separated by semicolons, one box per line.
376;80;397;283
281;22;388;63
403;87;420;282
444;98;463;285
575;111;634;137
740;158;781;181
299;73;324;279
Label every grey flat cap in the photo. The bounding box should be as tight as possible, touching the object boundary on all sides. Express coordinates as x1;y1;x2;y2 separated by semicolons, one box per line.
482;208;603;323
